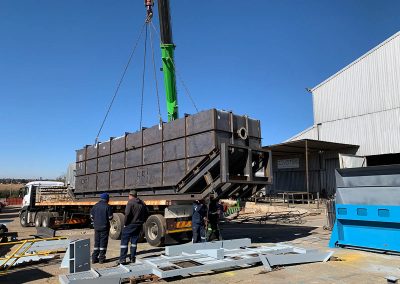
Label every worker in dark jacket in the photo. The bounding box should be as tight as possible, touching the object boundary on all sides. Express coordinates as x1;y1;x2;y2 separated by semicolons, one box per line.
118;190;149;264
192;200;207;243
90;193;113;264
207;199;221;241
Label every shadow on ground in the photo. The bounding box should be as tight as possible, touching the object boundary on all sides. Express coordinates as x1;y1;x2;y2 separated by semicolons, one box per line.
0;207;20;221
0;267;53;284
220;222;318;243
105;247;166;262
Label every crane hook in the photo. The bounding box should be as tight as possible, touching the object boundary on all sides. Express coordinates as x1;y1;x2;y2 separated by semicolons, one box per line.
145;0;154;23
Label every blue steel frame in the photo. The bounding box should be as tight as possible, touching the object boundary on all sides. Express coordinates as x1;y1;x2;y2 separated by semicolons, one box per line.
329;204;400;252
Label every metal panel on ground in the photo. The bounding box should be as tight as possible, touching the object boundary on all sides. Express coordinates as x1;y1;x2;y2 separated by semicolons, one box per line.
59;239;333;283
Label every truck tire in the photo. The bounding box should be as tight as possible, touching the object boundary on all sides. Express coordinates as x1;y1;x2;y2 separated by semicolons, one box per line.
42;212;52;228
42;212;59;228
20;211;28;227
144;214;166;247
34;212;43;227
110;213;125;240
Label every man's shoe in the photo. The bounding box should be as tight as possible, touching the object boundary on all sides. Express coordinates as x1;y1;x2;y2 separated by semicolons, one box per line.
99;258;105;264
116;260;128;265
92;259;99;264
130;257;136;264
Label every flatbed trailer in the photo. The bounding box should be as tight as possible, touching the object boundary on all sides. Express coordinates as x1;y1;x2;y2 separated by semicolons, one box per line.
20;184;196;246
20;110;272;247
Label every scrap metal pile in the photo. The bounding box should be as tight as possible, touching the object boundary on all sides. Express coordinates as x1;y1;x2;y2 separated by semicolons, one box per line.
59;238;333;284
232;210;307;225
0;235;69;275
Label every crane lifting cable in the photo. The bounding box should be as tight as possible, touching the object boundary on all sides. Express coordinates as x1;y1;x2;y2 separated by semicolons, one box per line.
150;20;199;113
94;20;147;145
139;24;149;131
95;0;199;144
144;0;163;126
149;22;163;126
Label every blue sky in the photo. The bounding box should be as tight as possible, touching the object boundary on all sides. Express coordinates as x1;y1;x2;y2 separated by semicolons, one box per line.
1;0;399;179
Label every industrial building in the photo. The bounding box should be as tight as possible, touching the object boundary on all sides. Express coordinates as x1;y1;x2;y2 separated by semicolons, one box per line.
266;31;400;197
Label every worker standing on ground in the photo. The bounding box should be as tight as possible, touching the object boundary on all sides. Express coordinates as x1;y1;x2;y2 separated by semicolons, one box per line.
118;190;149;265
90;193;113;264
207;198;221;241
192;199;207;243
217;200;225;220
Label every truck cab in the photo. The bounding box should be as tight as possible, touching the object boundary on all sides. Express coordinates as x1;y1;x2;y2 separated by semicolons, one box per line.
20;181;65;226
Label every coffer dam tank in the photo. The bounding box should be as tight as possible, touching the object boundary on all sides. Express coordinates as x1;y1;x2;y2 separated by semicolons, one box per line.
74;109;272;201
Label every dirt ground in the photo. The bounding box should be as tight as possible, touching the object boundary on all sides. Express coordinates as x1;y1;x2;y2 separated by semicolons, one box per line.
1;204;399;284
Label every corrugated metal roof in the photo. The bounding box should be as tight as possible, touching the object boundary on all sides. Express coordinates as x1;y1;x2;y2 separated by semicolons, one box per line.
312;31;400;124
286;32;400;157
286;126;318;142
312;31;400;92
265;139;358;156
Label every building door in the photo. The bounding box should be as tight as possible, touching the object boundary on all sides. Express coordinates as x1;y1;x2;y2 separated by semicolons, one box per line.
324;158;339;197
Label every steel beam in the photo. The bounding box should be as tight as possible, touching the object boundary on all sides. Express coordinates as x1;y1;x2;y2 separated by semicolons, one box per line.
60;240;333;283
165;238;251;256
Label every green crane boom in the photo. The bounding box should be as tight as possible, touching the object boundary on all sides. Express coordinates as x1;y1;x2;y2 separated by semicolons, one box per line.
146;0;178;122
158;0;178;121
160;43;178;121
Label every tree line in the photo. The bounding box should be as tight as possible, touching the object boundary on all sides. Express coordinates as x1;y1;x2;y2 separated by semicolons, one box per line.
0;178;33;184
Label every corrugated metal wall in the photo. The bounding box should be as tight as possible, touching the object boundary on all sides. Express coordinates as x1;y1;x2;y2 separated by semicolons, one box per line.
271;152;341;196
289;32;400;156
317;108;400;156
271;154;319;193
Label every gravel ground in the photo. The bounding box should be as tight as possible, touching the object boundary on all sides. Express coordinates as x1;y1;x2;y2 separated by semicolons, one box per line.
1;205;399;284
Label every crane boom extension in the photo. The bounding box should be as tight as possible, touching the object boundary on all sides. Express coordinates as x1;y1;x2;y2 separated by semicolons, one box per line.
145;0;178;122
158;0;178;121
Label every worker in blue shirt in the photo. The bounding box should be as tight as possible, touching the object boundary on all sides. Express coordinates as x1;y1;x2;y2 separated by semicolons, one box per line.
90;193;113;264
192;199;207;243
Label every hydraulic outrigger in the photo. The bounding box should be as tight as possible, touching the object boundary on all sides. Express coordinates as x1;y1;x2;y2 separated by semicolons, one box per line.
145;0;178;122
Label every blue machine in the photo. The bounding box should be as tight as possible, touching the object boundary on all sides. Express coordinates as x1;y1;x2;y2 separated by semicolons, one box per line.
329;165;400;252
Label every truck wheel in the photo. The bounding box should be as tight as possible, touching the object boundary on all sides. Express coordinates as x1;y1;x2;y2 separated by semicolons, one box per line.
110;213;124;240
42;213;51;228
34;212;43;227
144;214;166;247
20;211;28;227
42;212;58;228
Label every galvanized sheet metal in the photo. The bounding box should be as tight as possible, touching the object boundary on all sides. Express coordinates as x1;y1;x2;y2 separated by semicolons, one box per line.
290;33;400;157
335;165;400;205
287;126;318;142
318;108;400;156
313;32;400;124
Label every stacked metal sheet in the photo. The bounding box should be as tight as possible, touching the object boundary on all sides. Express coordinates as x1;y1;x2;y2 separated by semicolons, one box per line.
74;109;262;196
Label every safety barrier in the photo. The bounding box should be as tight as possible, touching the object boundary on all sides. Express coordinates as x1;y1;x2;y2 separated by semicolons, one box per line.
5;197;23;206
